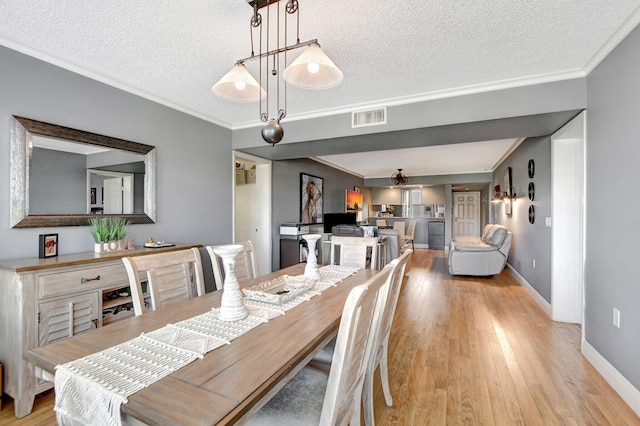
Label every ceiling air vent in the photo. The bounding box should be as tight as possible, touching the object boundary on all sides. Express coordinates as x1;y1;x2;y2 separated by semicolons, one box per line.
352;107;387;128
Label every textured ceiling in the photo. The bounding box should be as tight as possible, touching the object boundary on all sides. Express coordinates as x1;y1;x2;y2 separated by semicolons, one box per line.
318;139;519;179
1;1;640;177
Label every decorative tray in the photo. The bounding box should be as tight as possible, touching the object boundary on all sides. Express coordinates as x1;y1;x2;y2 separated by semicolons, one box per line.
144;242;175;248
242;275;317;304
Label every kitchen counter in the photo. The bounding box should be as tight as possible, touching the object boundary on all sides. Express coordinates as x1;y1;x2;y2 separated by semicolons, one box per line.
367;217;447;248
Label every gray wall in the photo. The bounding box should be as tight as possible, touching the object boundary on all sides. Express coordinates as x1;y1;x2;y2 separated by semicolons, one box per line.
585;23;640;389
271;159;363;270
493;136;552;302
0;46;233;259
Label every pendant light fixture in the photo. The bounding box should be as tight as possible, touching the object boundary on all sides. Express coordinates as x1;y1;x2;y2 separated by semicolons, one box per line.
212;0;343;145
391;169;408;186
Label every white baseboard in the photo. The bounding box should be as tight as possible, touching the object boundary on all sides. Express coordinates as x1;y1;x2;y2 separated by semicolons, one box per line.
414;243;428;249
582;340;640;417
506;263;552;318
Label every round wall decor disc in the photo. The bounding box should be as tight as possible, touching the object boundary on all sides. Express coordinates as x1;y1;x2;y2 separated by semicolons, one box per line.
528;182;535;201
529;205;535;224
528;159;535;178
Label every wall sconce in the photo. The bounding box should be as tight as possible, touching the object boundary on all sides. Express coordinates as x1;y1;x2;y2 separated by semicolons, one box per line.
503;188;517;201
492;184;517;203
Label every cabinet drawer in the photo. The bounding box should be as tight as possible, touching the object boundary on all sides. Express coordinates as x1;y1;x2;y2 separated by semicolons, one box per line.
38;264;128;299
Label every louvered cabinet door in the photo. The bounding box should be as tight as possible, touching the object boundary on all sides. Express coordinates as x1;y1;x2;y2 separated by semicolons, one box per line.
38;292;99;346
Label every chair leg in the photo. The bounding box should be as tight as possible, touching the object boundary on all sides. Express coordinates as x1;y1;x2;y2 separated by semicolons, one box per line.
380;342;393;406
363;367;375;426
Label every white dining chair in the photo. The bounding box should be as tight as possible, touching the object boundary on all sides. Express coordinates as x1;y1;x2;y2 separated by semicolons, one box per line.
330;236;379;270
122;248;205;316
392;221;405;235
401;220;416;252
246;263;396;426
309;249;413;426
206;240;259;290
363;249;412;426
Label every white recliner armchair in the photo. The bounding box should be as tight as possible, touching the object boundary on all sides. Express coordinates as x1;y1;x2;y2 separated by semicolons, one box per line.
448;224;512;276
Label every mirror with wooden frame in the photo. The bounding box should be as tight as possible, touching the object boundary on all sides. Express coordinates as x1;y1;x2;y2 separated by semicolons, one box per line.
10;116;156;228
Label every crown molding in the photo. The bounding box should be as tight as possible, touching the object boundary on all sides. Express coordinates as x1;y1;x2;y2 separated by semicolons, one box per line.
582;4;640;75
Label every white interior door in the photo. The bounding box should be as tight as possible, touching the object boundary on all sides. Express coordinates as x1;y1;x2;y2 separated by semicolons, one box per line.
103;177;123;214
453;192;480;238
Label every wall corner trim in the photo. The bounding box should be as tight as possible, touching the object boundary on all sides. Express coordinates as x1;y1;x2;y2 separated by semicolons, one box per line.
506;263;552;318
582;340;640;417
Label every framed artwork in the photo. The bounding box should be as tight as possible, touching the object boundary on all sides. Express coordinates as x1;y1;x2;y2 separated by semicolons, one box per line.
346;189;364;222
39;233;58;258
300;173;323;224
90;187;97;204
345;189;363;212
503;166;512;215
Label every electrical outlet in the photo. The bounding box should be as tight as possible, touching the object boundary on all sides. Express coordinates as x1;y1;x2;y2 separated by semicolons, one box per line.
613;308;621;328
533;258;536;269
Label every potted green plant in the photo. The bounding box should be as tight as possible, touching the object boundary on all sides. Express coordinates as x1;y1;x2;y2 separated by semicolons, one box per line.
88;217;132;252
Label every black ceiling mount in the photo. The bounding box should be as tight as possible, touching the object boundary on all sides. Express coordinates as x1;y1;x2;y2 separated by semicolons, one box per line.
247;0;280;9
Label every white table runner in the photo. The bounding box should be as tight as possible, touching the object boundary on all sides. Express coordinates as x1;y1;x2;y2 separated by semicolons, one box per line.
54;266;358;426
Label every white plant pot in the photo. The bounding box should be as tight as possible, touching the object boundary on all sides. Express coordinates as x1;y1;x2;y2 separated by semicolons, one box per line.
95;240;124;253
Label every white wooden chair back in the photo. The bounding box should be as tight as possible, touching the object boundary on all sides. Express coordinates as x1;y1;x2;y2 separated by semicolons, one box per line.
377;249;411;354
122;248;205;316
320;263;395;425
206;240;259;290
376;219;387;227
362;249;413;424
405;220;416;239
392;221;405;234
330;236;379;270
402;220;417;252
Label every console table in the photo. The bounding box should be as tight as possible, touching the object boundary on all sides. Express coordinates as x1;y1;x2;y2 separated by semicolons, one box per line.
0;243;201;418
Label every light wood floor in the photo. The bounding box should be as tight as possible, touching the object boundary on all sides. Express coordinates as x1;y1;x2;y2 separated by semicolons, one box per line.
2;249;639;425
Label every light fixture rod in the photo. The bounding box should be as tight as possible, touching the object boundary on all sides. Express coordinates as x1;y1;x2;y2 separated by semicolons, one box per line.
235;38;318;65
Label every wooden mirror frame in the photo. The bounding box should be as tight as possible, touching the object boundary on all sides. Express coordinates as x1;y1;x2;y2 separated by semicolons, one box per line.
10;116;156;228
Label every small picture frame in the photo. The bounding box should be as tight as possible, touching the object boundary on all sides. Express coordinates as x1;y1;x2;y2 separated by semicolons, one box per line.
39;234;58;258
353;186;361;192
90;187;97;204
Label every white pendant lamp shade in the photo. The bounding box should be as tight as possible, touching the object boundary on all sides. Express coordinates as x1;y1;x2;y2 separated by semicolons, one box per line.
283;44;343;90
212;63;266;103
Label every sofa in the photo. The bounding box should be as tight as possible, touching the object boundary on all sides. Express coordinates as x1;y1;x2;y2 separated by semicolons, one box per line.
448;224;512;276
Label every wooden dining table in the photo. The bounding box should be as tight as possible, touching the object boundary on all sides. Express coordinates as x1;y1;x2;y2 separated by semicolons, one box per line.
26;263;377;425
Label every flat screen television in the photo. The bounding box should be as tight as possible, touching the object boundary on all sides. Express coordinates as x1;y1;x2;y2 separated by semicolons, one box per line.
323;212;357;233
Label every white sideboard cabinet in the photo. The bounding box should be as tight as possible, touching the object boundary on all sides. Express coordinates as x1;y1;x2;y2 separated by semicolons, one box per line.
0;244;200;418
